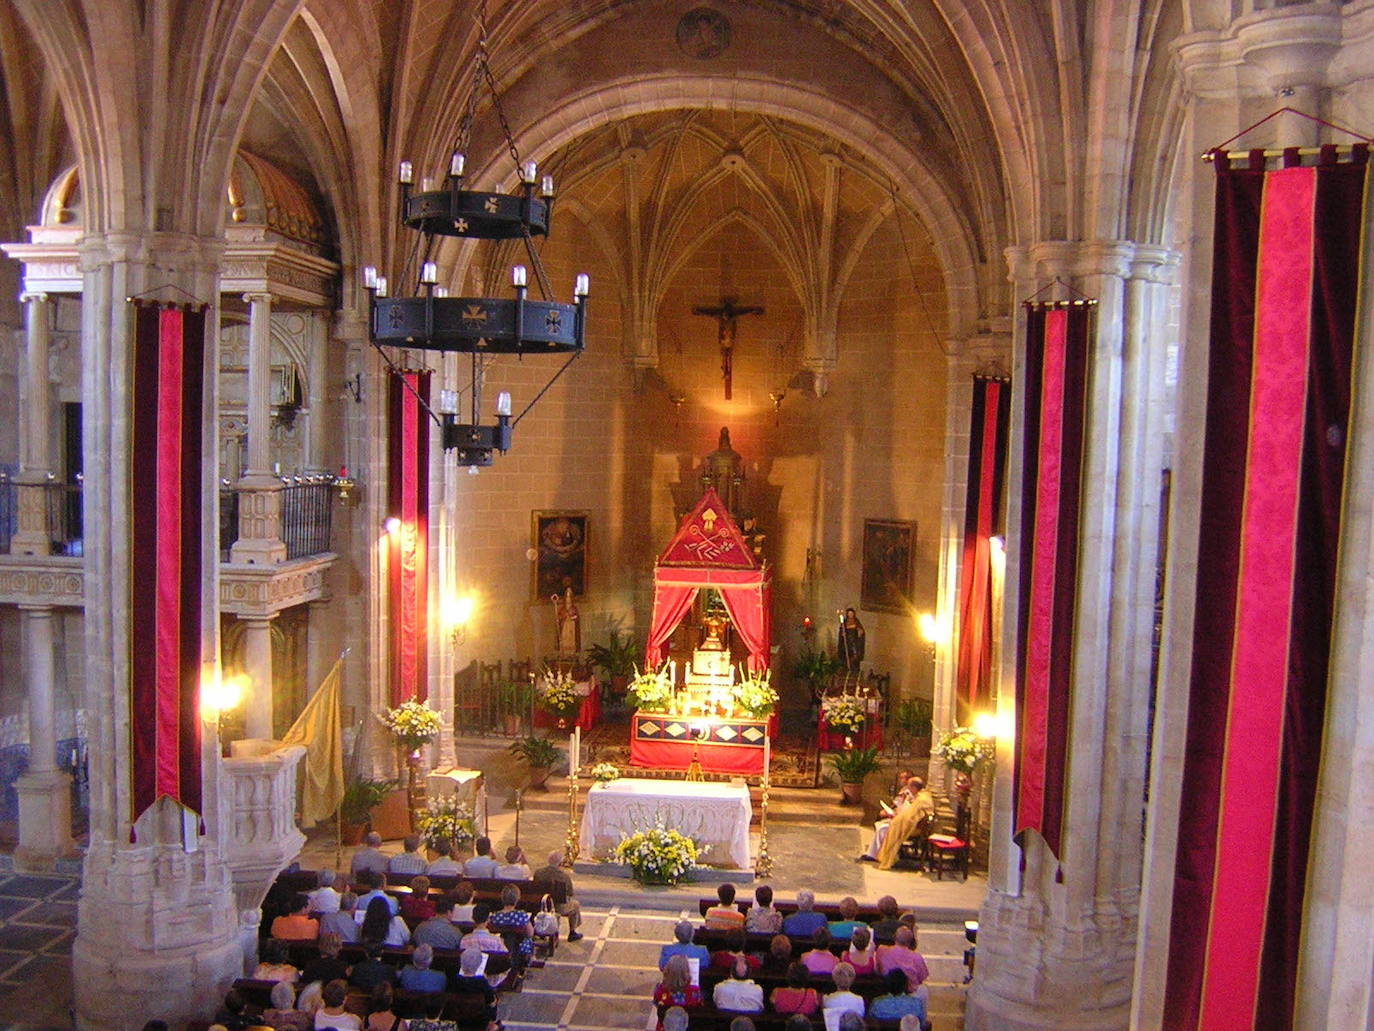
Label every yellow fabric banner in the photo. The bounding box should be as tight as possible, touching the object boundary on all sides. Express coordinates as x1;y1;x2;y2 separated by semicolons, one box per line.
281;655;345;827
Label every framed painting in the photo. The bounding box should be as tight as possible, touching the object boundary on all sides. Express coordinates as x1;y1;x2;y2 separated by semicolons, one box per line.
860;518;916;614
532;510;589;601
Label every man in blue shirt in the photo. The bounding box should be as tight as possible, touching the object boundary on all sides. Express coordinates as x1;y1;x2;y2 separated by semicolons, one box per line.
658;919;711;971
354;870;400;916
782;890;827;937
398;943;449;993
867;968;928;1024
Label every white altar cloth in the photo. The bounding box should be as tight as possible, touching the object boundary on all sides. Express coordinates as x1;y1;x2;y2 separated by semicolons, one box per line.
580;778;752;870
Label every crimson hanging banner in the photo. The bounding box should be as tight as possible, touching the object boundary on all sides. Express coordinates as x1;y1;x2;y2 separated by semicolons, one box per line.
956;375;1011;722
129;301;207;827
1013;301;1093;864
1164;145;1369;1031
388;370;431;705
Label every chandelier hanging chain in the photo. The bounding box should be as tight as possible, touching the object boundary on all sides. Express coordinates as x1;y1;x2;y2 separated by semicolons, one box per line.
366;338;445;431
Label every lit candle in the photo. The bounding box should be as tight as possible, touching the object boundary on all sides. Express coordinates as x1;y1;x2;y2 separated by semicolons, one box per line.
450;151;465;177
421;261;438;284
512;264;527;288
522;160;537;184
574;273;590;297
541;175;554;197
398;161;413;184
362;265;378;289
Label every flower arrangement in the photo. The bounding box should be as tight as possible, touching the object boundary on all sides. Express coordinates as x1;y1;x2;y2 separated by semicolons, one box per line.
734;666;778;718
589;762;620;783
822;694;867;734
415;795;475;852
612;820;699;884
626;664;674;712
537;667;582;717
935;726;996;774
378;699;442;751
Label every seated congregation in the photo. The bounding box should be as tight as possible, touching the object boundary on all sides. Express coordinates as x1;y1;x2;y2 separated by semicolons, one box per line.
189;847;934;1031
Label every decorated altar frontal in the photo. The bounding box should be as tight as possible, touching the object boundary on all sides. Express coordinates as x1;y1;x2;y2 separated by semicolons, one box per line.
630;711;775;776
580;777;753;870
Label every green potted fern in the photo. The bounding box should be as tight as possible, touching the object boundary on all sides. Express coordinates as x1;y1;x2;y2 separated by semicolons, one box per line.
338;776;396;844
587;628;640;693
825;746;883;805
509;735;563;790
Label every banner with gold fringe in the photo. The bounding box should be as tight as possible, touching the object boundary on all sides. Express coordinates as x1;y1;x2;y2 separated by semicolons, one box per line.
129;301;207;828
388;369;431;704
1013;300;1094;864
1165;144;1369;1031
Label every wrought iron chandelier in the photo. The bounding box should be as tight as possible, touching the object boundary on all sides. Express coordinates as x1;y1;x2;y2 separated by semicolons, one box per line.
362;2;588;467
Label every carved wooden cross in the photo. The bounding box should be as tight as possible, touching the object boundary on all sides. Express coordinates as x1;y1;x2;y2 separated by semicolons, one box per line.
692;298;764;400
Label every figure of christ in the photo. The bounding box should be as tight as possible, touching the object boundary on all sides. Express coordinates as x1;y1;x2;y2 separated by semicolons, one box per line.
692;299;764;400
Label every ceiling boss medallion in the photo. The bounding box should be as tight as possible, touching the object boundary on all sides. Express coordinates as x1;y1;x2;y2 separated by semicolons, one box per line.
361;0;590;467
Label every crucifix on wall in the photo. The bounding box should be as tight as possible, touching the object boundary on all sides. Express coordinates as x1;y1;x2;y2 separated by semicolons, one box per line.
692;298;764;400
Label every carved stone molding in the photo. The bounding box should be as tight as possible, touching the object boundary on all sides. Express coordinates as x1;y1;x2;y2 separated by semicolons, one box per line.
0;558;85;606
219;554;336;616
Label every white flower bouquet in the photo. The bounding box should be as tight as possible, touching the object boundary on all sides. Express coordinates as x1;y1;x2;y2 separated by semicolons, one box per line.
589;761;621;783
613;820;699;884
378;699;442;751
734;666;778;718
626;664;674;712
537;667;582;717
415;795;475;851
934;726;996;774
822;694;867;734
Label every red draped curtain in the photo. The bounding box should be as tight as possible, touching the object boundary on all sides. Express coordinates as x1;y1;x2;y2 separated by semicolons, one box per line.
388;370;431;704
719;582;770;672
1013;302;1093;864
1164;146;1368;1031
644;584;697;668
955;375;1011;722
129;302;206;828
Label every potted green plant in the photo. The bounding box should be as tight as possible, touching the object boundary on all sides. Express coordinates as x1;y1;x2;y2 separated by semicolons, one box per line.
587;628;639;693
890;697;934;757
338;776;395;844
825;746;883;805
497;680;532;736
793;647;840;699
509;735;563;790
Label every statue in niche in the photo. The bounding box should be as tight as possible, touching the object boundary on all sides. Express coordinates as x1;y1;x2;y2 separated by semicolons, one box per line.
700;426;745;520
838;607;865;673
552;585;580;656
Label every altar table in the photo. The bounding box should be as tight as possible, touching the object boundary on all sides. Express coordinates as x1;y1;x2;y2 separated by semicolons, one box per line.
579;778;753;870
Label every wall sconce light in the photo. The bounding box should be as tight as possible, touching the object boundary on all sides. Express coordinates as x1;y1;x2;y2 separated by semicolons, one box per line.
917;611;947;660
444;594;476;648
343;372;363;403
972;709;1012;743
384;516;402;536
202;671;248;753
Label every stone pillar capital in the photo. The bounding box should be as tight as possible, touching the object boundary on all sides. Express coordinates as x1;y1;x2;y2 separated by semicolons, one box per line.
19;291;50;306
242;291;273;307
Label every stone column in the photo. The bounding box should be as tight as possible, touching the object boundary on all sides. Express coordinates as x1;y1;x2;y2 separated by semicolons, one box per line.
11;292;54;556
966;240;1175;1031
71;233;242;1031
240;617;276;742
230;292;286;564
305;311;330;473
14;604;74;871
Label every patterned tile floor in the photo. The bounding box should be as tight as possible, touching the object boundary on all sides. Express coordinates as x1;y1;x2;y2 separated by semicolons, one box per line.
0;856;79;1031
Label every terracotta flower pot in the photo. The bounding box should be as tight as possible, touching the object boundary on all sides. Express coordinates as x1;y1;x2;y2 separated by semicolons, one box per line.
528;766;553;791
840;781;863;805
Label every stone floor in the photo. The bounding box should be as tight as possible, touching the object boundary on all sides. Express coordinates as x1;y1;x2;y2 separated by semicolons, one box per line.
0;855;80;1031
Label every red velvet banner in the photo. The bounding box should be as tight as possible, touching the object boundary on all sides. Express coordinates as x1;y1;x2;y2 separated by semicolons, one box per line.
1164;147;1368;1031
129;302;205;826
388;370;431;705
955;375;1011;722
1013;302;1092;863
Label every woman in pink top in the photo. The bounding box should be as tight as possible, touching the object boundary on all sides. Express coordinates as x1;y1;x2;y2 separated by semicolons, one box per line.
844;925;876;975
800;926;838;976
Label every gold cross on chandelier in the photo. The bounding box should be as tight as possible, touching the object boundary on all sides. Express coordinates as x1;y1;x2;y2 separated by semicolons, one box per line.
692;297;764;400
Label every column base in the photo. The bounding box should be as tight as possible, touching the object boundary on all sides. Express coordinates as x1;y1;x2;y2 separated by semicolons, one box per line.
229;537;288;565
7;530;53;557
14;769;74;872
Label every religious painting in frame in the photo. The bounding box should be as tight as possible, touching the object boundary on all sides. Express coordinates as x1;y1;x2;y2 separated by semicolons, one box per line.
532;511;589;601
860;518;916;614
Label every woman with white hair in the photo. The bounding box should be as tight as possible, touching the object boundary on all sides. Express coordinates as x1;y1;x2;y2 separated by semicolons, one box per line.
781;890;826;937
821;963;865;1021
261;980;312;1031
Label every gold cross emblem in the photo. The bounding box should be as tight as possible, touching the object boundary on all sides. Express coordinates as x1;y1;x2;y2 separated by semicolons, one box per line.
484;198;499;214
545;310;562;332
462;305;488;328
454;218;469;233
